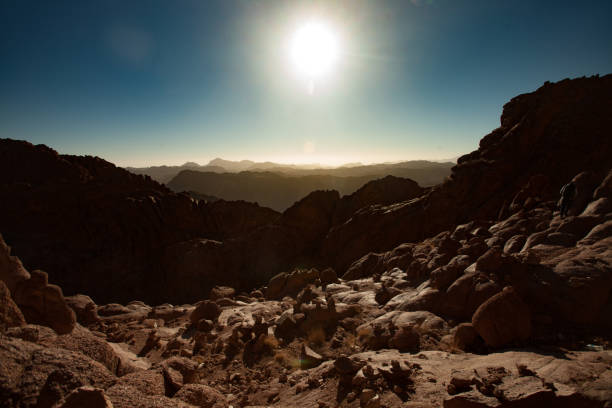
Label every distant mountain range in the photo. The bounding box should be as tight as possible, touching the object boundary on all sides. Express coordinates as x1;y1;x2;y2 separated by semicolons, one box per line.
126;159;455;211
126;158;455;183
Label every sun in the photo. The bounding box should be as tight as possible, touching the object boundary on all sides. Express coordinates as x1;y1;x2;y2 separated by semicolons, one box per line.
289;20;340;81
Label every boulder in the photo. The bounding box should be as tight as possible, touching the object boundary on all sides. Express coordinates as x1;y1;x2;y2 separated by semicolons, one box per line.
0;280;26;331
55;386;113;408
581;197;612;216
149;304;185;323
190;300;221;325
503;235;527;254
441;271;501;320
40;324;121;374
12;270;76;334
475;248;503;273
320;267;339;286
430;255;471;290
173;384;228;408
105;384;191;408
265;272;287;300
274;311;298;341
0;335;115;408
97;303;132;317
5;323;57;343
334;356;365;375
388;325;420;353
357;311;447;351
451;323;479;351
567;171;601;216
114;369;166;396
579;220;612;245
472;287;531;348
65;294;99;325
593;168;612;200
209;286;235;300
300;344;323;369
161;356;199;394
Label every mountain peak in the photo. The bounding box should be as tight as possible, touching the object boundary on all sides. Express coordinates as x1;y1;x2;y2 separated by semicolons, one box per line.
182;161;200;167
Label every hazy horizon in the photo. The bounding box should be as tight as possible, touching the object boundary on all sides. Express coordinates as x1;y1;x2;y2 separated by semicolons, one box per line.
122;154;461;169
2;0;611;168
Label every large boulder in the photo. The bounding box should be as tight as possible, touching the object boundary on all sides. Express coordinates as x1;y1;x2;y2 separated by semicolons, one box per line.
12;270;76;334
472;287;531;348
40;324;121;374
0;335;116;408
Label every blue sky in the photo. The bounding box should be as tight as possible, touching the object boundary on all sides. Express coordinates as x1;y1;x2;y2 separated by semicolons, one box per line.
1;0;611;166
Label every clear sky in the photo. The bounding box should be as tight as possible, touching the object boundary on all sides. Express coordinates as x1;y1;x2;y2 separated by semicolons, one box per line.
1;0;611;167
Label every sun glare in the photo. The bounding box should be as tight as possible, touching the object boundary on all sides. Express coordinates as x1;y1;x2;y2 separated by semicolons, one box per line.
289;20;340;85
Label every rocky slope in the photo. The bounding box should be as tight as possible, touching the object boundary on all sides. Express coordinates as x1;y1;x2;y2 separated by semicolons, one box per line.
321;75;612;272
1;194;611;407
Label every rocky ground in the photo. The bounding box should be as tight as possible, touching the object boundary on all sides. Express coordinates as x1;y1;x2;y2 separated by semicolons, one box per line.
1;171;611;407
1;76;611;407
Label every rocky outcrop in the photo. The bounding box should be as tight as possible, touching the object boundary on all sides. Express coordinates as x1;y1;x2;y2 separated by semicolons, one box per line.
0;280;26;331
321;75;612;273
1;238;76;334
11;270;76;335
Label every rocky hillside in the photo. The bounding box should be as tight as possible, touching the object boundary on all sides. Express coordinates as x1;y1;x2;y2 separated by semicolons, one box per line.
0;140;421;304
0;140;279;304
321;74;612;271
165;166;446;212
167;171;379;212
